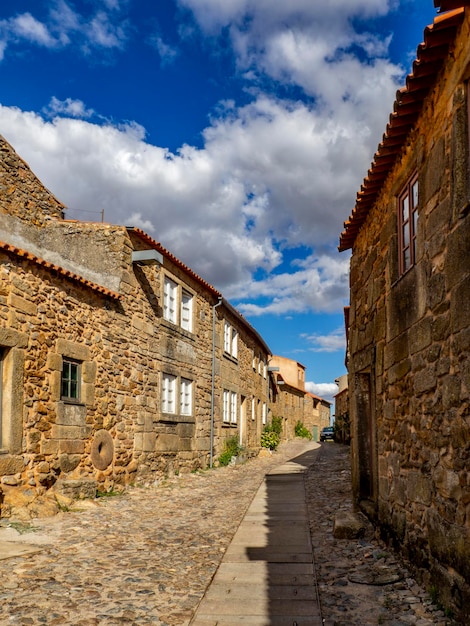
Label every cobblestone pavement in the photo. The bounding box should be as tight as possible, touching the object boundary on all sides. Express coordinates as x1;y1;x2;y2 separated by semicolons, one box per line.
0;441;460;626
306;443;458;626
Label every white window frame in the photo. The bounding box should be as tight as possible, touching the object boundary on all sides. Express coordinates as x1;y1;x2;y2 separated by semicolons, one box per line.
230;392;238;424
181;290;193;332
262;402;267;425
163;276;194;331
251;397;256;421
224;322;231;354
223;389;230;423
163;277;178;324
180;378;193;416
231;329;238;359
162;373;177;414
223;322;238;359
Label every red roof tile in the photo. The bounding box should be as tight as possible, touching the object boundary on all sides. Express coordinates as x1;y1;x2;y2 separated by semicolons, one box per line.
0;241;121;300
339;8;465;252
128;227;222;297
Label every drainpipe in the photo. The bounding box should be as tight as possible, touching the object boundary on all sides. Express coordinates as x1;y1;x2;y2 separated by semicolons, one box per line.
210;297;223;468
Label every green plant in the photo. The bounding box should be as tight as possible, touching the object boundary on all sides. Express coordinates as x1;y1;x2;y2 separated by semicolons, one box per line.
96;488;122;498
261;430;280;450
219;436;242;466
271;415;283;436
295;420;312;440
260;419;281;450
6;521;38;534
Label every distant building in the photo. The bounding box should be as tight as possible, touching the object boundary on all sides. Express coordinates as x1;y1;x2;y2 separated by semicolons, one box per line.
268;355;330;441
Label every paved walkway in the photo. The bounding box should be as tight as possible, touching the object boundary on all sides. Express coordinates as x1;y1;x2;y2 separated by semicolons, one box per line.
190;448;322;625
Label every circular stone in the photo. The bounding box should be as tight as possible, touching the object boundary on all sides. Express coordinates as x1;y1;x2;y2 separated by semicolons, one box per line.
91;430;114;470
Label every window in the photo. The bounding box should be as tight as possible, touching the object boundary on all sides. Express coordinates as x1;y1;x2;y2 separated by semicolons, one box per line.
223;390;230;423
181;291;192;332
398;173;419;275
162;373;177;414
223;390;237;424
262;402;267;425
230;392;238;424
223;322;238;359
163;276;193;331
61;358;81;402
163;277;177;324
162;374;193;416
251;397;256;421
180;378;192;416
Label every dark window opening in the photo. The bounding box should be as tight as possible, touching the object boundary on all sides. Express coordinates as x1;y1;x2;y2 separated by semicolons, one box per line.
61;359;81;401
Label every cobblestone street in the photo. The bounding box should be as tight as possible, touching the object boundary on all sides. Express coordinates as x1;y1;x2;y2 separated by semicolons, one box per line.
0;441;459;625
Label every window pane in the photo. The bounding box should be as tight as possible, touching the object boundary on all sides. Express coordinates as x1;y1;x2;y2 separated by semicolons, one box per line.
412;181;418;209
402;195;409;223
231;330;238;358
180;378;192;415
224;322;231;353
230;392;237;423
403;247;411;270
181;291;192;331
61;359;80;400
223;390;230;422
162;374;176;413
403;223;410;248
164;278;177;323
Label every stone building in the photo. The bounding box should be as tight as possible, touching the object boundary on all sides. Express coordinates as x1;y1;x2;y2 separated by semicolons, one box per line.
333;374;349;445
339;3;470;620
0;134;270;518
269;355;330;441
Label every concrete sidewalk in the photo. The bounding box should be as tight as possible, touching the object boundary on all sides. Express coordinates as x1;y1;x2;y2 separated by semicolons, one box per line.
190;445;322;626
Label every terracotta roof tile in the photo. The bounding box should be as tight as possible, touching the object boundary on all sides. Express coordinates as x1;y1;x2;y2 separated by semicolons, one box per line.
0;241;121;300
128;227;222;297
339;8;465;252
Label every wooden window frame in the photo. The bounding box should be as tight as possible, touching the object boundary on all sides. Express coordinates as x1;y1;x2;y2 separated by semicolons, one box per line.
398;172;419;276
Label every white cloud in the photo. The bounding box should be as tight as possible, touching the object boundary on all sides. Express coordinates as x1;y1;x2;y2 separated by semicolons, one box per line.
150;34;179;66
44;97;95;119
10;13;57;47
0;1;129;59
0;0;407;318
302;327;346;353
306;381;339;401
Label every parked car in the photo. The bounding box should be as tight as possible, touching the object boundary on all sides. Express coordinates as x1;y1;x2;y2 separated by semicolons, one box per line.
320;426;334;442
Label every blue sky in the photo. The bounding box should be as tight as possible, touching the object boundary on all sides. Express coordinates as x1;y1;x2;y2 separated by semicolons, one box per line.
0;0;438;405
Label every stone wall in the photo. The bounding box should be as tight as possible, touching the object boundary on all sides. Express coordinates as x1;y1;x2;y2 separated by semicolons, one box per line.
0;216;271;517
347;11;470;621
0;136;65;225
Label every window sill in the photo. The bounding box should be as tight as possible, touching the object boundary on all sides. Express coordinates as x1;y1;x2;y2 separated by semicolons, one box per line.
158;414;195;424
161;319;195;340
222;423;238;428
60;399;86;406
223;352;238;364
391;263;416;289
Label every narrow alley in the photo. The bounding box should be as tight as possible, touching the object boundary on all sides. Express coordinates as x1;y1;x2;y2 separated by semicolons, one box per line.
0;442;458;625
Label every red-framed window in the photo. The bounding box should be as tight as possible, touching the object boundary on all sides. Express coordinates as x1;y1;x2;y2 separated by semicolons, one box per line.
398;173;419;276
